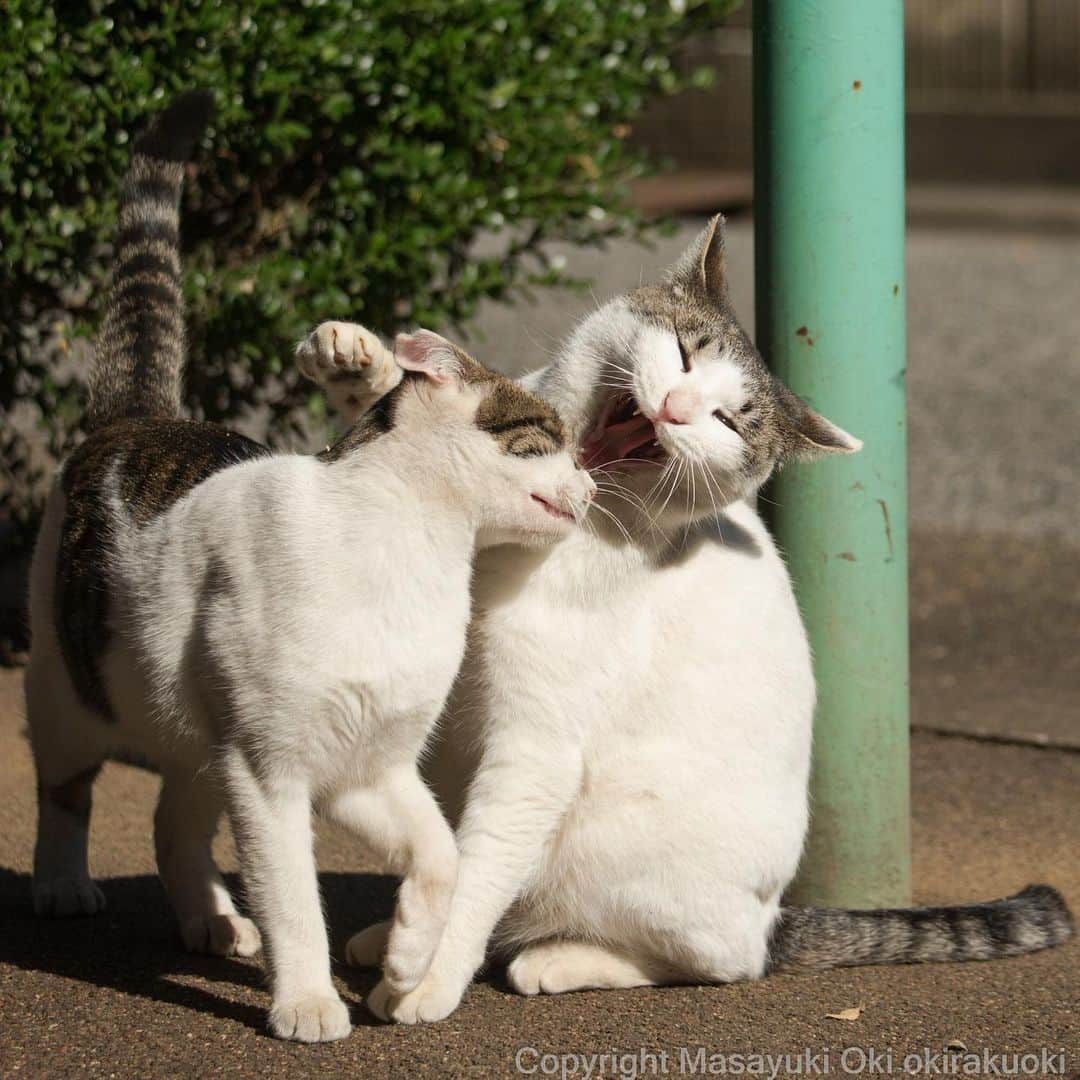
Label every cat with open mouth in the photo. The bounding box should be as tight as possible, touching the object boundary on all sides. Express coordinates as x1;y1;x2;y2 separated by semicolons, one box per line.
311;215;1069;1026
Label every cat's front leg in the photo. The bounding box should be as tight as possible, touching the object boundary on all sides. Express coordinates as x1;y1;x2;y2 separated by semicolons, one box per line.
365;730;585;1024
221;747;350;1043
296;320;401;427
326;765;458;994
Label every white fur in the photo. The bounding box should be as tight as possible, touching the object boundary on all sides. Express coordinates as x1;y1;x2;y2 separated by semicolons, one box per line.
361;299;817;1023
26;322;591;1042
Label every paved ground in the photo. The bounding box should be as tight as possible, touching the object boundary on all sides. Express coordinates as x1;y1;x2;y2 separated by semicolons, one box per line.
1;216;1077;1075
0;664;1076;1078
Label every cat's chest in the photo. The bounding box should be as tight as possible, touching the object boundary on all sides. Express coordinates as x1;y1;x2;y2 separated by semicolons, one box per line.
472;509;796;684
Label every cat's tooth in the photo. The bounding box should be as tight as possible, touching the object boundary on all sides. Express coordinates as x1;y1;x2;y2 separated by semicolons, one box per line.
632;407;641;417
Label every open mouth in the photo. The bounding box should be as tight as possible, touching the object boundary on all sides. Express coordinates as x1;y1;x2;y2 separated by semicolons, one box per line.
530;493;575;522
581;392;666;470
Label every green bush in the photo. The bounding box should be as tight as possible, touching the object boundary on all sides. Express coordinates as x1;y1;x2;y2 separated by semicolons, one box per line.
0;0;735;549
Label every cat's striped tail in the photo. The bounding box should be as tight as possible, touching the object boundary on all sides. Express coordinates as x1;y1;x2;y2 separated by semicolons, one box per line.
87;90;214;432
768;884;1072;972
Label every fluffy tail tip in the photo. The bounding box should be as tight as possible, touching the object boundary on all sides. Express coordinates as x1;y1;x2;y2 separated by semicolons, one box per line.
1014;883;1073;943
133;89;215;163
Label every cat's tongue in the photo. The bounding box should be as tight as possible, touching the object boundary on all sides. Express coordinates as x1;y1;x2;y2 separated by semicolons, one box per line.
582;409;656;468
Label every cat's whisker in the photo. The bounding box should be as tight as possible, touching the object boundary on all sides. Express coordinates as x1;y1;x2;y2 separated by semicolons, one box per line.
592;479;651;513
698;464;724;529
593;484;653;521
642;458;676;510
651;458;685;524
587;500;634;546
522;324;562;363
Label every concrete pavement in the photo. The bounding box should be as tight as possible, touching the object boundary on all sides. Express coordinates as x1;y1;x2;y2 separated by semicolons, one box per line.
0;663;1076;1076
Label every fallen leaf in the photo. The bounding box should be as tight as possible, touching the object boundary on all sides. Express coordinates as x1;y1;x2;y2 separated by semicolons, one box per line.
825;1005;864;1021
945;1040;968;1054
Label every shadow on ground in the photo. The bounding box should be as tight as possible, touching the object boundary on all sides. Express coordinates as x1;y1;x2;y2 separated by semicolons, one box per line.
0;867;395;1035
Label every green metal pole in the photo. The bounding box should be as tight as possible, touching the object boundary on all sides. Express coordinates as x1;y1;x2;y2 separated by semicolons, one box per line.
753;0;911;907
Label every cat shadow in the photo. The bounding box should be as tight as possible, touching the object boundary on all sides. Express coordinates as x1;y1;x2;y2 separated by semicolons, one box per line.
655;509;763;570
0;866;396;1036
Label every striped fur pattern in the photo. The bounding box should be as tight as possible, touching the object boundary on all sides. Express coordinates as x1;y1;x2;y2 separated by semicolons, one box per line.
769;885;1073;971
454;348;568;457
87;91;213;431
317;337;569;463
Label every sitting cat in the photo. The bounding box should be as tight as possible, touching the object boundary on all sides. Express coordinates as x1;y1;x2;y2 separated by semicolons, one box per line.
25;92;593;1043
310;219;1071;1024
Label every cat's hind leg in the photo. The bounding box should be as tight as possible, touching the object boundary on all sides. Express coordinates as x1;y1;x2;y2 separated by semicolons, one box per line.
344;920;391;968
506;940;665;996
27;647;107;917
32;760;106;918
296;320;401;427
155;767;260;957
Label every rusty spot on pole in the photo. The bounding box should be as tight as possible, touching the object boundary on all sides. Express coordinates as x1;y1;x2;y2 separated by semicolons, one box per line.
877;499;894;559
892;283;899;296
795;326;808;337
837;551;857;561
853;80;862;90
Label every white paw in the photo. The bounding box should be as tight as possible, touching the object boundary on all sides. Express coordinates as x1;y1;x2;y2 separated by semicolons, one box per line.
33;876;106;918
268;993;351;1043
506;949;547;996
345;920;391;968
180;914;262;958
297;321;398;388
383;916;448;994
365;971;466;1025
507;942;654;995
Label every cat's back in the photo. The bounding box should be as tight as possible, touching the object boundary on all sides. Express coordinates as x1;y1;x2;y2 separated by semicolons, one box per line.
35;418;270;721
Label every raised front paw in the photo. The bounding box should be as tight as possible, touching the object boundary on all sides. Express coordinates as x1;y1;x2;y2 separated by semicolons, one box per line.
297;321;400;391
365;970;467;1025
268;992;351;1043
297;321;402;426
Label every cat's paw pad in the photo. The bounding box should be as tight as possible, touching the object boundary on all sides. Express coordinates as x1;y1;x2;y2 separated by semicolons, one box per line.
181;914;262;958
345;920;391;968
297;322;395;384
268;993;351;1043
33;876;106;918
365;972;465;1025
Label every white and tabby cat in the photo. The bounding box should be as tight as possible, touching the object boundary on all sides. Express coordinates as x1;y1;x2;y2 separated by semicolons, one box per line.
317;219;1071;1024
25;93;593;1043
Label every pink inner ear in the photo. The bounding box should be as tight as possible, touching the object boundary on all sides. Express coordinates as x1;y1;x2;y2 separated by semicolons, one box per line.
394;330;454;384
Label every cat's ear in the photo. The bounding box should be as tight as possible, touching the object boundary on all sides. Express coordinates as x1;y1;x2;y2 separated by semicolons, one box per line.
668;213;728;302
394;330;462;385
774;380;863;460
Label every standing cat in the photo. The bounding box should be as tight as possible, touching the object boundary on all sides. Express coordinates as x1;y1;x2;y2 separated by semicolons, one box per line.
312;218;1071;1024
26;92;593;1042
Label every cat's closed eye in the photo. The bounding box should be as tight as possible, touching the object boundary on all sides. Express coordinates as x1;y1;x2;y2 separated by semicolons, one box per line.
713;409;738;432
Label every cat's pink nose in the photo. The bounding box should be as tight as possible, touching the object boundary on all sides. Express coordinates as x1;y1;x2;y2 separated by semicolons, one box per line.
657;387;700;425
